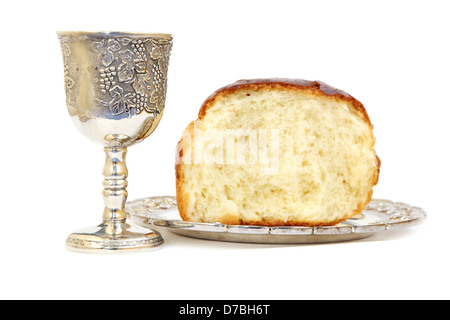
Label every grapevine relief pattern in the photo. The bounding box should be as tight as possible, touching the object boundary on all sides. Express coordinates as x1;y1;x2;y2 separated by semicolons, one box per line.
59;36;79;113
59;35;172;117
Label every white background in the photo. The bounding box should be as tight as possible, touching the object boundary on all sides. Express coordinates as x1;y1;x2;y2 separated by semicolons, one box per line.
1;0;449;300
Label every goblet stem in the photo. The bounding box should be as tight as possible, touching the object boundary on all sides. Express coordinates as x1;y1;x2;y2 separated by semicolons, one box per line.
102;147;128;234
64;146;164;252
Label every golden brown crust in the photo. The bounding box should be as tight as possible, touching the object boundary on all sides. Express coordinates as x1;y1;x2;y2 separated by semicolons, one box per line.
198;78;373;128
175;78;380;226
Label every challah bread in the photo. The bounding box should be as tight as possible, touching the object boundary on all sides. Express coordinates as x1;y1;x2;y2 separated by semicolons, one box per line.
176;79;380;226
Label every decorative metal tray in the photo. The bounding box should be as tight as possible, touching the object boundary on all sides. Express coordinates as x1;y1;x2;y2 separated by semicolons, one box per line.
126;196;426;244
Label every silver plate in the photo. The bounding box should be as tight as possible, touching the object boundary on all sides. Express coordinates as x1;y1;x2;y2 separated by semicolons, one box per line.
126;196;426;244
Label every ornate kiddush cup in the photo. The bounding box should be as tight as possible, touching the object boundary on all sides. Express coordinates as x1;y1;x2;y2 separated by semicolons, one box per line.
57;31;173;252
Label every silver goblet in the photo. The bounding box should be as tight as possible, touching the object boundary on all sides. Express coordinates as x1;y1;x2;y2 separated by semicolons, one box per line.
57;31;173;252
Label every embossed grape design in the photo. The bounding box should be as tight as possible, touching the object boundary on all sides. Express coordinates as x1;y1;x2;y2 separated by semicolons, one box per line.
134;93;149;114
131;40;148;61
99;66;117;94
60;34;171;118
152;63;164;94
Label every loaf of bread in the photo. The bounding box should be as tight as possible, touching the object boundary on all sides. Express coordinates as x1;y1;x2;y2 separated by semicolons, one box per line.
176;79;380;226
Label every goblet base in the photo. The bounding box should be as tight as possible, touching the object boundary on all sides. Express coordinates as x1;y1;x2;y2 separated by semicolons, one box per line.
65;222;164;253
